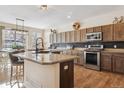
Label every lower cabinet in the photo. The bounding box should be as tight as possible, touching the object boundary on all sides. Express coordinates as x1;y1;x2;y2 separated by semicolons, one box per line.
113;54;124;74
101;52;124;74
101;53;112;71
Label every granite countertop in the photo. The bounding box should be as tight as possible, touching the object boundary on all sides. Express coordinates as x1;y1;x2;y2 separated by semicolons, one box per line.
13;51;78;65
0;48;24;53
28;49;65;53
102;48;124;53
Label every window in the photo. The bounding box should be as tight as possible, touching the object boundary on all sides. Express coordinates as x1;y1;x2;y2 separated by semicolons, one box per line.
3;29;28;49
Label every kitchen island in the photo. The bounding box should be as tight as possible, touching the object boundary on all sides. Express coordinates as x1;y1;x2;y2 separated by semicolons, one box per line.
14;52;78;88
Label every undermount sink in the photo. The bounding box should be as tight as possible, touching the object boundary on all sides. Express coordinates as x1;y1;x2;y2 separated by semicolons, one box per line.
32;50;50;54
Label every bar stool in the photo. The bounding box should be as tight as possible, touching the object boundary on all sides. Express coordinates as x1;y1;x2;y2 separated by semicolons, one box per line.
9;51;24;88
0;52;10;71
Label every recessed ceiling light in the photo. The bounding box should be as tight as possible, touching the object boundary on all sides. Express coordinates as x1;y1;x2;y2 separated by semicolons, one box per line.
67;11;72;19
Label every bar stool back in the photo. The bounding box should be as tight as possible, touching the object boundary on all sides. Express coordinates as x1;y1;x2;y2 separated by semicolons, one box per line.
9;51;24;87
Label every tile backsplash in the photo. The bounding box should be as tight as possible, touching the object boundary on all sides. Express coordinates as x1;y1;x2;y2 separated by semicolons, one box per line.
51;41;124;49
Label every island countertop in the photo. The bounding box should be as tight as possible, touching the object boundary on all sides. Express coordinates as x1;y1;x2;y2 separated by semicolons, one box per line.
13;51;78;65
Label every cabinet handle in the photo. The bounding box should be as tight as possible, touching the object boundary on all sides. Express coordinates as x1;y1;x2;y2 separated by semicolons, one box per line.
64;65;69;70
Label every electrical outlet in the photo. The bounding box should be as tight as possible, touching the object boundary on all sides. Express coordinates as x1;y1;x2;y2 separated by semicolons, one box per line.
85;45;87;48
114;45;117;48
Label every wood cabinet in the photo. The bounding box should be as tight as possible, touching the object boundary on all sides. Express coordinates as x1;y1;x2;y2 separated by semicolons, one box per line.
114;23;124;41
61;32;65;43
49;34;53;44
69;31;74;43
102;24;113;41
86;27;93;33
50;23;124;43
0;30;2;48
74;31;81;42
93;26;102;32
101;52;124;74
56;33;62;43
53;34;57;43
80;29;86;42
113;54;124;74
65;31;70;43
101;53;112;71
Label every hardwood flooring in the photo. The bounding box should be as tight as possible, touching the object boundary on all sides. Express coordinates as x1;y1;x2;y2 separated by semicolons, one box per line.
74;65;124;88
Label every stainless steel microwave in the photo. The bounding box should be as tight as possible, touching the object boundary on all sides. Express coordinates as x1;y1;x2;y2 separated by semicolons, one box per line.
86;32;102;41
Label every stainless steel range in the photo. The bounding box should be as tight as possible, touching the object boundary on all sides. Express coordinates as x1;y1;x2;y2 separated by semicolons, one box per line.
84;45;103;70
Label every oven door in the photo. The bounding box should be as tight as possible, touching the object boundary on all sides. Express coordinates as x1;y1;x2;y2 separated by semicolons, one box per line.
84;51;100;70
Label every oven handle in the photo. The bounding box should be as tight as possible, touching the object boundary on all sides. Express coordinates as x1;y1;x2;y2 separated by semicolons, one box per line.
84;51;100;54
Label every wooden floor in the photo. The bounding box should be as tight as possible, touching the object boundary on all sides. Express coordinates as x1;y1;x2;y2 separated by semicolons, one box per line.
74;65;124;88
1;60;124;88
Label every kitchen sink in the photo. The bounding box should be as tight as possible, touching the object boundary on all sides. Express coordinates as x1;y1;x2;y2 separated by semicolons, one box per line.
32;50;50;54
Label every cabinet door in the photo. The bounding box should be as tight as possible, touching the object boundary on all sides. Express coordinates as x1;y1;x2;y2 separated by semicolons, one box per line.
61;32;65;43
56;33;62;43
74;31;81;42
53;34;57;43
113;54;124;73
49;34;53;44
65;31;70;43
101;53;112;71
60;61;74;88
69;31;74;43
0;28;2;48
114;23;124;41
93;26;102;32
86;27;93;33
102;24;113;41
77;52;84;65
80;29;86;42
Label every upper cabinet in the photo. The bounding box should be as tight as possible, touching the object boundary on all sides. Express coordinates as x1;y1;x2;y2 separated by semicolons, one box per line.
114;23;124;41
50;23;124;44
80;29;86;42
61;32;65;43
56;33;62;43
53;34;57;43
69;31;75;43
93;26;102;32
86;27;93;33
102;24;113;41
74;30;81;42
65;31;70;43
49;34;53;44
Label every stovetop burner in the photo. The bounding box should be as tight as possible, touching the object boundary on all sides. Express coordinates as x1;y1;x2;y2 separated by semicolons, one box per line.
85;45;104;52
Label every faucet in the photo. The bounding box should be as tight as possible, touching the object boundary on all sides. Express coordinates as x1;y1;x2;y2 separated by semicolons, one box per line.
36;37;44;54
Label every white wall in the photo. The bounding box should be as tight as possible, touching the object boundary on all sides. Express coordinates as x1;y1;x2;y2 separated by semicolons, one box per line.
56;9;124;32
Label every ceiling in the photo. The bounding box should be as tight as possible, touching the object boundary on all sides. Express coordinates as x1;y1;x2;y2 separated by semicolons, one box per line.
0;5;123;29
